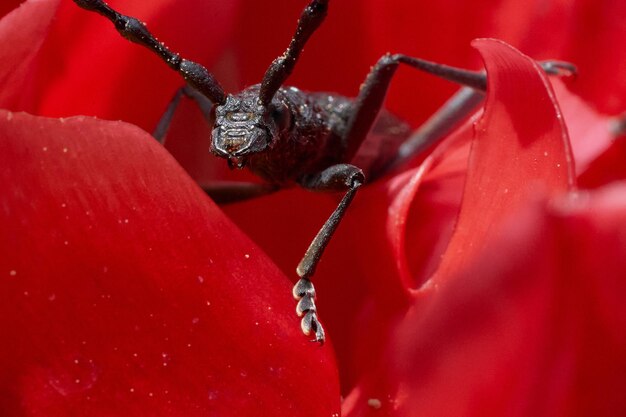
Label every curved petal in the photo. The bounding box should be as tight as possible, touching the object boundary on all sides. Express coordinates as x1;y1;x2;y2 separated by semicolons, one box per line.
341;39;584;415
395;118;475;290
343;183;626;416
550;79;615;174
433;39;575;283
578;123;626;187
0;111;340;416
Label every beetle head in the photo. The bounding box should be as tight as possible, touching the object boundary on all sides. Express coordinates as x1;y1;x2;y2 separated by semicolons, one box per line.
211;94;290;169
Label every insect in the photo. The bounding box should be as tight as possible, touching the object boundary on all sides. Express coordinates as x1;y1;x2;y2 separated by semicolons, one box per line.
72;0;575;344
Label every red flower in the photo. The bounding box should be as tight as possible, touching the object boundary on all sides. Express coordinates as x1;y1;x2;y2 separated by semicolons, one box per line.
1;0;625;416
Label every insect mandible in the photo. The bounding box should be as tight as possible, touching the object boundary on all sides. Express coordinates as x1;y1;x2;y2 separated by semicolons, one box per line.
72;0;575;344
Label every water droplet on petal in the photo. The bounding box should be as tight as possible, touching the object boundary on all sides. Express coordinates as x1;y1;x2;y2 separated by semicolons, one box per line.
161;352;171;367
47;356;99;396
367;398;382;409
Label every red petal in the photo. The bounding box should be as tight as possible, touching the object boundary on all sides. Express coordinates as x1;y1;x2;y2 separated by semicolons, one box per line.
0;0;59;111
392;184;626;417
0;111;339;416
525;0;626;115
363;0;491;126
550;79;614;174
477;0;626;114
433;39;575;282
394;119;475;289
364;0;626;122
579;125;626;187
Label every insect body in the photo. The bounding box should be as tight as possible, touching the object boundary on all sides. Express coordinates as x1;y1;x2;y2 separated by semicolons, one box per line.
73;0;575;344
213;86;348;183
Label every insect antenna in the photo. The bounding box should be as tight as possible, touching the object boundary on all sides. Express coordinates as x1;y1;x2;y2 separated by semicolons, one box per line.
73;0;226;105
258;0;329;106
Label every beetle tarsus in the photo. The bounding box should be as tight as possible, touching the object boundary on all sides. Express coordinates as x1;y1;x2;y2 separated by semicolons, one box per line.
293;278;325;344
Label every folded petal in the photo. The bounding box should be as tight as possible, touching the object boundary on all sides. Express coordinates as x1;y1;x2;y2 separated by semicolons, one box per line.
578;124;626;187
434;39;575;282
550;79;615;174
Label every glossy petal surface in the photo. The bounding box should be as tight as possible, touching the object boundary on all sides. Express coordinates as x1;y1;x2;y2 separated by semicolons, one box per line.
0;111;340;416
434;39;575;281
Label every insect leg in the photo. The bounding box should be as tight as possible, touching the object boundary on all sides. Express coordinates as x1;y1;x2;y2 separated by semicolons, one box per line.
539;60;578;78
153;85;214;144
72;0;226;104
381;59;576;172
294;164;365;343
342;55;577;163
380;86;483;173
341;54;486;161
258;0;329;106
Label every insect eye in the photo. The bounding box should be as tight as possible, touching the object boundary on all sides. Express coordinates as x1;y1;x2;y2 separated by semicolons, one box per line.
271;104;291;130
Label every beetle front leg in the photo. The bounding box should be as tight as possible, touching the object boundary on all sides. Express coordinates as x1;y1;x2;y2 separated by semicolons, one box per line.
387;61;576;169
295;164;365;343
153;85;214;144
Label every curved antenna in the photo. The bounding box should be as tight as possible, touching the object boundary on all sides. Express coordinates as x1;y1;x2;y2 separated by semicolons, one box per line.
73;0;226;105
258;0;328;107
